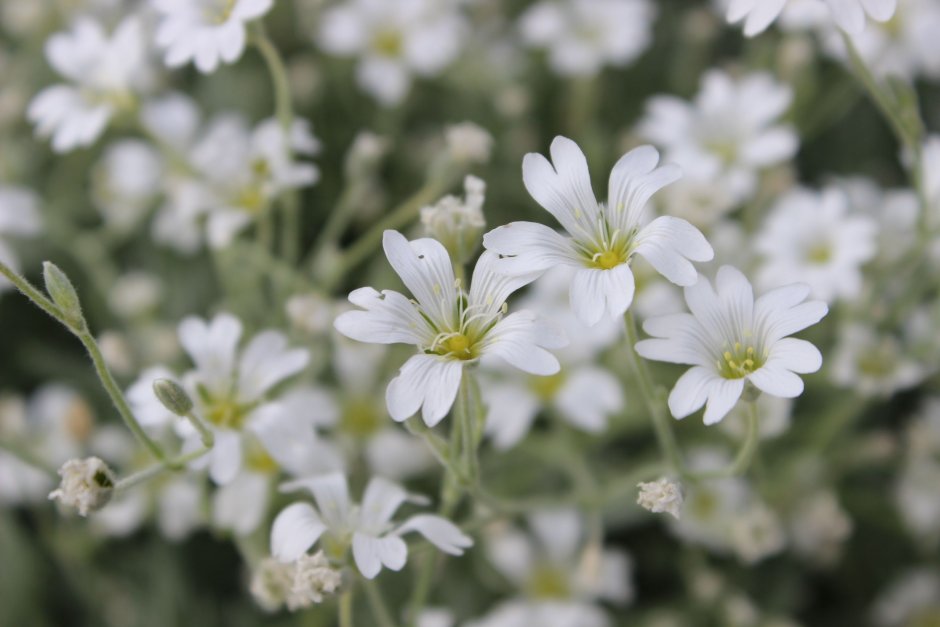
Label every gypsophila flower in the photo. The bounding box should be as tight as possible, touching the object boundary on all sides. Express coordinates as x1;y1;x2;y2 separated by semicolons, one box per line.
153;0;273;74
636;266;827;424
637;478;683;519
334;230;566;426
28;17;149;152
48;457;115;516
725;0;897;36
483;136;713;327
271;472;472;579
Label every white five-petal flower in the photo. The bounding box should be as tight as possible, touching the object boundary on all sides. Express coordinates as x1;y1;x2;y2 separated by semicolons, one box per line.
153;0;273;74
483;136;713;327
334;230;567;426
636;266;827;425
726;0;897;36
270;472;472;579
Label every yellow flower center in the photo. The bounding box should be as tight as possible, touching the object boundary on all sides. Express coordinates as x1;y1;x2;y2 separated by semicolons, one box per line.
436;333;475;360
203;397;249;430
593;249;623;270
244;438;278;473
717;342;765;379
527;564;571;600
372;30;404;57
529;372;566;401
208;0;237;24
341;399;383;438
806;242;832;264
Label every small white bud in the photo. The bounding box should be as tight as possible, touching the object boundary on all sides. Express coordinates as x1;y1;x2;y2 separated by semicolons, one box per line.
345;131;389;177
48;457;115;516
637;477;683;519
420;175;487;265
287;551;343;610
444;122;493;165
152;379;194;417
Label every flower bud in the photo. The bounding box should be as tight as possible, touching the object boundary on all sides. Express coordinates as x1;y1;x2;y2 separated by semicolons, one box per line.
421;175;487;265
43;261;85;330
637;477;683;519
444;122;493;165
152;378;194;417
48;457;115;516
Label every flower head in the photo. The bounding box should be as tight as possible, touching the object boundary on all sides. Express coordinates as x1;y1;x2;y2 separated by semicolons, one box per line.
153;0;274;73
483;136;713;326
48;456;115;516
270;472;472;579
636;266;827;424
637;477;683;519
335;230;566;426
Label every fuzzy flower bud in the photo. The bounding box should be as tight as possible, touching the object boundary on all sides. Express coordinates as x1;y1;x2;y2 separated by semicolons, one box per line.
43;261;85;330
637;477;683;519
152;378;194;417
421;175;487;265
48;457;115;516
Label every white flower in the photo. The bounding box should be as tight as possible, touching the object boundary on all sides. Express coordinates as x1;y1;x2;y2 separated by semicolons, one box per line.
789;491;853;565
444;122;494;165
92;140;163;231
334;230;566;426
421;175;487;265
483;136;713;327
519;0;655;76
636;266;827;425
637;478;683;519
129;313;312;485
0;186;42;291
153;0;273;73
270;472;472;579
830;323;927;398
317;0;466;105
727;0;897;36
251;551;342;611
28;17;148;152
466;600;609;627
756;187;877;303
48;456;115;516
729;502;786;564
638;70;797;209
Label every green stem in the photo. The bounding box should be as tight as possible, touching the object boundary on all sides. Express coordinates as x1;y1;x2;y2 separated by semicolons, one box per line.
326;175;459;290
339;588;354;627
0;260;168;464
623;311;687;476
694;400;761;479
363;579;398;627
456;371;481;483
184;410;215;448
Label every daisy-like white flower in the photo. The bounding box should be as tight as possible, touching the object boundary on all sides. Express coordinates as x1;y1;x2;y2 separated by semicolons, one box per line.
726;0;897;36
638;70;797;210
317;0;466;106
483;136;713;327
755;187;877;303
128;313;311;485
334;230;566;426
270;472;472;579
28;17;149;152
636;266;827;425
518;0;655;77
153;0;273;74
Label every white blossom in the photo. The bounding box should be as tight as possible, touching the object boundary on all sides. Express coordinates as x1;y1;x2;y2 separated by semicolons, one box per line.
726;0;897;36
636;266;827;425
270;472;472;579
48;456;115;516
334;230;566;426
483;136;713;327
153;0;273;74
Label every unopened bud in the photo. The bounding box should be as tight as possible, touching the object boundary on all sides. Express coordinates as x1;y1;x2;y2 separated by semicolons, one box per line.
421;175;487;265
43;261;84;330
48;457;115;516
153;378;194;417
637;477;683;519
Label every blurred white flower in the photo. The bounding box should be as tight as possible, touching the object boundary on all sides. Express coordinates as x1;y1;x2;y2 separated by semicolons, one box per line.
153;0;273;73
48;456;115;516
726;0;896;36
28;17;149;152
0;186;42;291
729;502;786;564
639;70;797;210
317;0;466;105
518;0;655;76
467;600;610;627
444;122;494;165
788;491;853;565
872;568;940;627
483;136;712;327
335;230;566;426
271;472;472;579
830;323;926;397
92;140;163;231
756;187;877;303
637;266;827;425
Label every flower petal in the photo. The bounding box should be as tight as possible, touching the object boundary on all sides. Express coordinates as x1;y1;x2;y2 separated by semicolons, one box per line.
766;337;823;374
634;216;713;287
481;222;579;275
747;365;804;398
270;502;327;562
335;287;431;346
522;136;599;237
352;532;408;579
483;311;565;376
359;476;409;531
386;355;463;426
396;514;473;555
703;378;745;425
382;230;456;326
667;366;716;419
